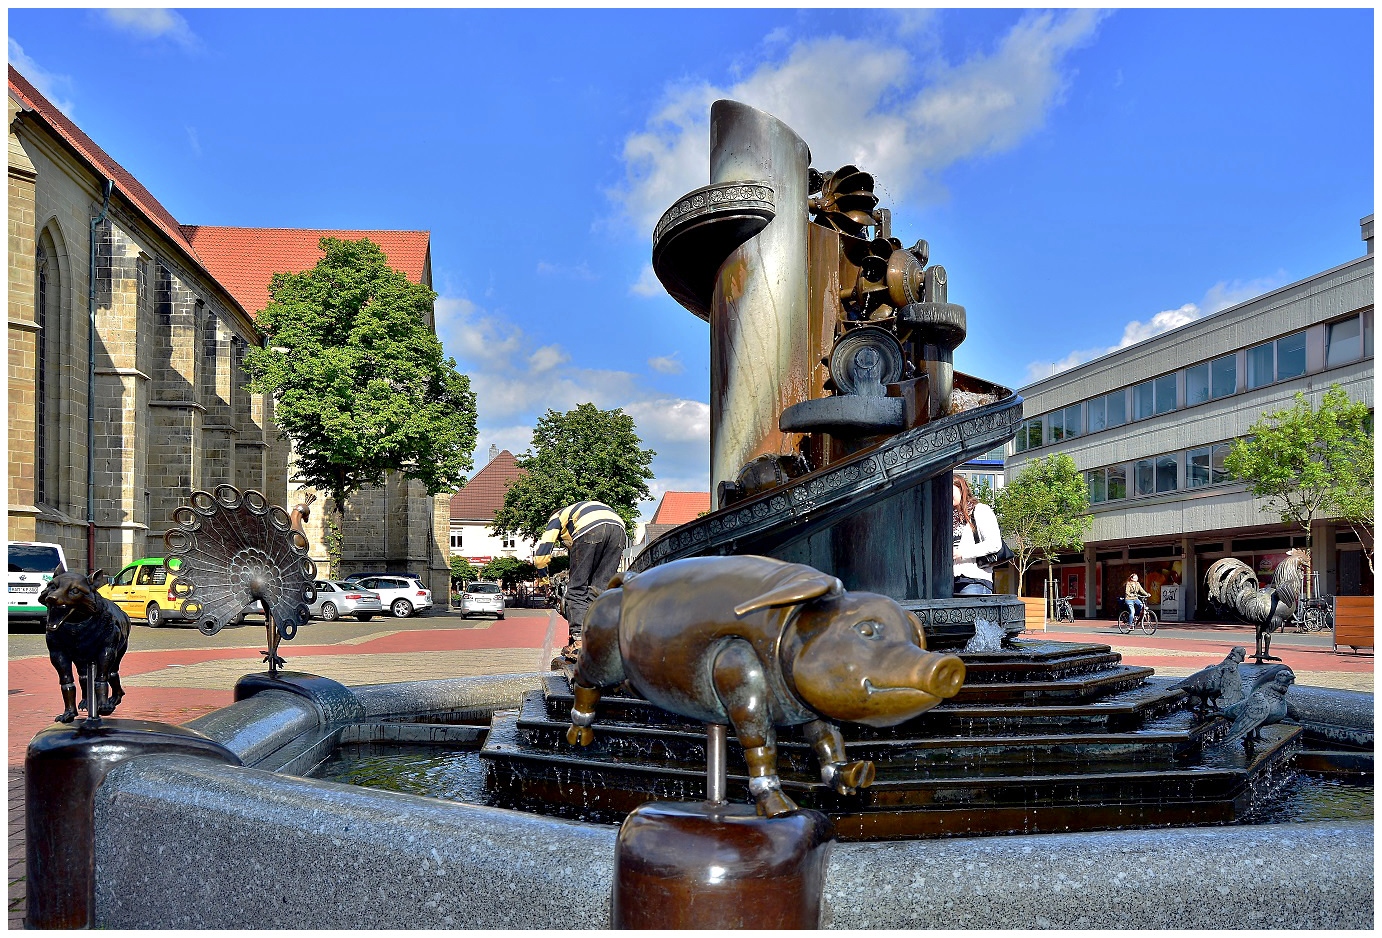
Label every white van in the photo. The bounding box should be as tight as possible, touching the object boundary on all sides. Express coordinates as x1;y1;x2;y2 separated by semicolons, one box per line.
8;541;67;627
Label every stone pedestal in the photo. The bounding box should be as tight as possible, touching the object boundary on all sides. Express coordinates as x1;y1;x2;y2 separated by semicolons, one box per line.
612;801;833;929
25;719;240;928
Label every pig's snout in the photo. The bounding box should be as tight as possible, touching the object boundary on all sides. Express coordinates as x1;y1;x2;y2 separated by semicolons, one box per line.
911;651;965;700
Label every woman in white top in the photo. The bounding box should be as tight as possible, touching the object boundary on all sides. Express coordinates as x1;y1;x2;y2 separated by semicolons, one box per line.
952;474;1004;595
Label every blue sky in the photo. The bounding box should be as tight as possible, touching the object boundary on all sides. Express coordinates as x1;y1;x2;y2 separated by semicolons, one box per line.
8;8;1374;520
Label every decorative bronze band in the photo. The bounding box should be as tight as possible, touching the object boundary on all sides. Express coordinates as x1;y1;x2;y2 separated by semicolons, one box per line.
652;182;776;246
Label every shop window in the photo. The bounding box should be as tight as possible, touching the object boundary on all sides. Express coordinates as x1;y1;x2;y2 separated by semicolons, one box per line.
1210;354;1236;398
1275;331;1306;380
1246;341;1274;389
1185;362;1210;406
1155;455;1178;493
1086;396;1106;433
1134;381;1155;420
1326;316;1362;367
1154;373;1177;414
1135;459;1155;496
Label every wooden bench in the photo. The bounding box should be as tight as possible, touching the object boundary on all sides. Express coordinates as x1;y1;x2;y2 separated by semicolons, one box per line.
1332;596;1374;654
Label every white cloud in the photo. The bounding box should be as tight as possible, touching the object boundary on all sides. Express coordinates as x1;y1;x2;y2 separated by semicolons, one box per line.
1022;273;1290;384
101;9;199;50
629;264;663;297
528;344;569;373
624;399;710;444
8;40;77;114
612;10;1104;235
648;352;684;375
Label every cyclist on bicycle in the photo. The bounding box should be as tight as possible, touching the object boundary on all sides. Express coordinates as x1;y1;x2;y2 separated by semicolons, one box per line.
1124;574;1150;623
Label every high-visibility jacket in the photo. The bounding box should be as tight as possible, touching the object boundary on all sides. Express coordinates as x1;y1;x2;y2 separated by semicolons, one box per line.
533;501;625;570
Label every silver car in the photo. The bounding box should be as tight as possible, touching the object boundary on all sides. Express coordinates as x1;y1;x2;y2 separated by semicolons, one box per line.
310;580;384;622
459;581;505;620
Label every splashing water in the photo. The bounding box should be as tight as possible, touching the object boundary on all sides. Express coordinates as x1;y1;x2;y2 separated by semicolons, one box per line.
964;618;1004;653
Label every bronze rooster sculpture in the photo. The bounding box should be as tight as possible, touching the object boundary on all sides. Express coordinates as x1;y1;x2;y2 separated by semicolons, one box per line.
1205;549;1309;664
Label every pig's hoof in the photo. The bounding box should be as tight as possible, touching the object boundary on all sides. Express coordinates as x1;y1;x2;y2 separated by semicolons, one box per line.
56;710;76;724
566;725;594;746
834;759;876;795
755;789;798;818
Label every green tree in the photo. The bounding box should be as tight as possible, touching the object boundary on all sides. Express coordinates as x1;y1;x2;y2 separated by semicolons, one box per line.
244;237;478;513
1224;385;1372;562
995;453;1092;600
491;403;655;541
1330;418;1374;574
450;555;480;586
481;556;539;589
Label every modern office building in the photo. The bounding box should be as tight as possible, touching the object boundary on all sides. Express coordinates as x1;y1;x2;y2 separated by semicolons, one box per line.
1006;216;1373;620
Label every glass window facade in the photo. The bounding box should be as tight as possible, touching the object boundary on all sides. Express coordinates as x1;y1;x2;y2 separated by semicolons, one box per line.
1155;455;1177;492
1211;443;1233;483
1134;381;1155;420
1106;389;1126;427
1135;459;1155;496
1187;447;1211;487
1210;354;1236;398
1326;316;1362;367
1153;373;1177;414
1063;404;1081;437
1108;465;1126;500
1087;470;1106;503
1086;395;1106;433
1246;341;1274;389
1275;331;1306;380
1185;363;1210;406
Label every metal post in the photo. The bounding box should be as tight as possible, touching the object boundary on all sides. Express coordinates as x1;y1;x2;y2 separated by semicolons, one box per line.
706;723;727;805
83;666;100;727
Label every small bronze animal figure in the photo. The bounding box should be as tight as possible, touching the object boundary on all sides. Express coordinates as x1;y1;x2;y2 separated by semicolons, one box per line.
1174;646;1247;715
37;567;132;724
566;555;966;817
717;454;811;509
1221;668;1298;747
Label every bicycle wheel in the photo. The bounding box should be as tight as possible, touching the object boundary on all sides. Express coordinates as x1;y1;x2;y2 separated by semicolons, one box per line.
1139;609;1158;636
1115;611;1132;634
1304;605;1327;632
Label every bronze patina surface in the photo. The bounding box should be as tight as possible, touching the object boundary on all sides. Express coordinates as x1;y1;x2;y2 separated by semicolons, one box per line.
565;555;964;818
37;567;132;725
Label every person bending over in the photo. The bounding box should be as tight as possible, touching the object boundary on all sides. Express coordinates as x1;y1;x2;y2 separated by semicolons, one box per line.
534;500;627;661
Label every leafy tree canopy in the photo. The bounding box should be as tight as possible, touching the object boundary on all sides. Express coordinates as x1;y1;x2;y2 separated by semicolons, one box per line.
244;237;478;511
492;403;655;541
1225;384;1372;562
449;555;481;586
481;556;539;588
995;453;1092;597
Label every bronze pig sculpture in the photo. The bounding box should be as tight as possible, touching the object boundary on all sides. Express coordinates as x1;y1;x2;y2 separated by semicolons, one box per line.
37;568;131;723
567;555;965;817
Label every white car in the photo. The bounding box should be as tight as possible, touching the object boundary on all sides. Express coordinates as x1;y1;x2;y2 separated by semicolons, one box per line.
459;581;505;620
355;575;433;618
310;580;384;622
9;541;66;628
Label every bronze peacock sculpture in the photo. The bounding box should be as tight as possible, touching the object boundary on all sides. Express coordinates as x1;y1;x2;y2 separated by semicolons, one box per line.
1204;549;1309;665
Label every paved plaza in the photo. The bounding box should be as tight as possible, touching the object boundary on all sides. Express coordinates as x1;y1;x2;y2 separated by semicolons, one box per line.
7;606;1371;927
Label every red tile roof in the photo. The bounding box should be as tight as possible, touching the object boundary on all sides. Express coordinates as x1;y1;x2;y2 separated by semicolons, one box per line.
450;451;526;522
651;491;711;525
8;66;206;282
182;226;431;317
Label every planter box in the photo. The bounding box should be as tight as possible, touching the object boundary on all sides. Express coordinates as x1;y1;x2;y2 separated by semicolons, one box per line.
1333;596;1374;654
1020;596;1047;632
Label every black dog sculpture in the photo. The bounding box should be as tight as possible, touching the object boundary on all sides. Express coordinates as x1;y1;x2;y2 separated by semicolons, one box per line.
37;567;131;723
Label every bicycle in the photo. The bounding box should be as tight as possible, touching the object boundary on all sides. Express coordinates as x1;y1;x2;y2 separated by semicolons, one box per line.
1054;595;1076;623
1115;600;1158;635
1292;596;1333;633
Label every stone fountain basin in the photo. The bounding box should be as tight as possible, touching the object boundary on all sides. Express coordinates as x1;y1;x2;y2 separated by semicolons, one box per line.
91;673;1372;929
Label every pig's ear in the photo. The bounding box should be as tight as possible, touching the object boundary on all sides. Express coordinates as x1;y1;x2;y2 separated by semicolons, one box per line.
734;574;842;617
906;611;928;649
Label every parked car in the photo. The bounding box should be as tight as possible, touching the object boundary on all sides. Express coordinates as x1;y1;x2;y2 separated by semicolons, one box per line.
344;571;413;583
8;541;67;628
98;557;189;627
458;581;505;620
310;580;384;622
355;575;433;618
